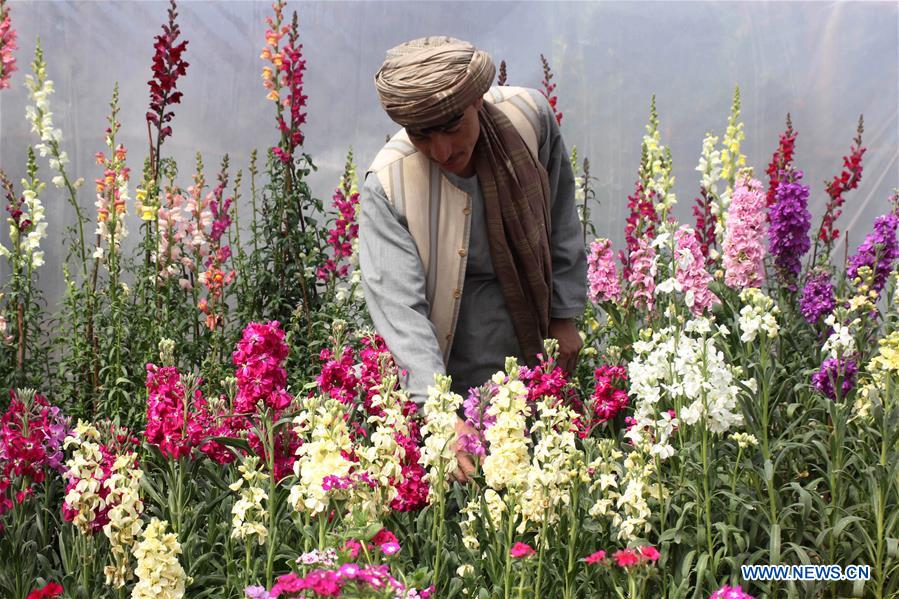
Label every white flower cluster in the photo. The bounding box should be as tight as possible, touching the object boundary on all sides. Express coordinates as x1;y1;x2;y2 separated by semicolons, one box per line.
482;359;532;492
738;288;780;343
517;399;582;531
629;317;748;449
419;374;462;501
729;432;758;450
460;488;505;551
587;439;625;522
63;421;106;535
131;518;189;599
24;43;68;188
642;117;677;214
696;133;722;198
103;452;144;589
822;314;858;359
230;455;269;545
615;450;657;541
290;398;354;516
356;377;410;516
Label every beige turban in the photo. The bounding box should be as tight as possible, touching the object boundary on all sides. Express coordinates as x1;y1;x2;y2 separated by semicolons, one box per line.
374;36;495;129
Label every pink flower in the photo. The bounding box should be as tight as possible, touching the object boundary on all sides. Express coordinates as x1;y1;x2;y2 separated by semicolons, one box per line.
584;550;607;564
723;176;768;289
613;548;640;568
380;542;401;556
510;542;536;558
343;539;362;559
587;238;621;303
710;585;755;599
627;236;656;310
639;545;660;562
0;1;18;91
674;226;719;315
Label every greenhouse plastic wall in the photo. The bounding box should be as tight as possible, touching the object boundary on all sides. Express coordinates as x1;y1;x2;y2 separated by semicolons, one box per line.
0;1;896;304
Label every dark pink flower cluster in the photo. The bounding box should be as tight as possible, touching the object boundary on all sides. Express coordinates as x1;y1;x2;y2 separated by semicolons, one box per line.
145;363;194;459
317;187;359;281
0;391;69;516
588;365;629;426
519;353;571;404
315;334;428;511
621;180;657;280
233;321;293;413
765;114;797;209
269;561;432;598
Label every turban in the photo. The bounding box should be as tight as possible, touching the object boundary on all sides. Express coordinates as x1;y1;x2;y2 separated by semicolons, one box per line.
374;36;495;129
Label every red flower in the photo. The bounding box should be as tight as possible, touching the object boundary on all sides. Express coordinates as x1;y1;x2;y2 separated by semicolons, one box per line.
510;542;536;558
640;545;660;562
27;582;63;599
613;548;640;568
539;54;563;125
817;116;865;251
146;0;189;144
584;550;607;564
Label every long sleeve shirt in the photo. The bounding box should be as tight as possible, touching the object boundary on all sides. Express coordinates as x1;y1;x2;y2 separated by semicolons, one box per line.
359;88;587;404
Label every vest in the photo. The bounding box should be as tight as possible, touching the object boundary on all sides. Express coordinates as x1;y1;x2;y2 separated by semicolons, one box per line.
367;86;542;363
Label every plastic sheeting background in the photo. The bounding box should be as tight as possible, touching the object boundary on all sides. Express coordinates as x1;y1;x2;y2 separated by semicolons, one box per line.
1;1;897;306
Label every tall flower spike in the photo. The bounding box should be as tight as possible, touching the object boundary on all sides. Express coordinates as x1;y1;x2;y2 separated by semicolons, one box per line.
723;175;767;289
815;115;865;261
768;168;811;289
0;0;17;90
146;0;189;173
539;54;562;125
497;59;508;86
765;113;797;208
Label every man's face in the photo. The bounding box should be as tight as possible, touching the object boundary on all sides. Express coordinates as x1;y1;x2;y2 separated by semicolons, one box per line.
406;98;482;177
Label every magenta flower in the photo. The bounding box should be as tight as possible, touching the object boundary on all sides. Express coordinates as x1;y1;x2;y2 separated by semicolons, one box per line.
584;550;607;564
510;542;536;558
232;321;292;414
674;226;719;315
318;182;359;282
710;585;756;599
639;545;660;562
723;176;768;288
380;542;401;556
144;363;193;459
587;238;621;304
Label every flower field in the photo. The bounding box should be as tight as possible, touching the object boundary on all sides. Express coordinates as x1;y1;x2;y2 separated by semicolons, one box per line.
0;1;897;598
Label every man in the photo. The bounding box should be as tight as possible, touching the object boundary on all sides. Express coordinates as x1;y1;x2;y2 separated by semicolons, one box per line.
359;37;587;481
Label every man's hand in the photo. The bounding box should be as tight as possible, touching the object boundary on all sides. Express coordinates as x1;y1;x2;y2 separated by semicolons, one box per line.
548;318;583;376
451;416;478;484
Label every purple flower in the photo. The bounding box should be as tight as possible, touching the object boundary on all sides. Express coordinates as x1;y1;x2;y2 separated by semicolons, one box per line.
457;432;486;457
812;357;858;401
800;270;836;324
769;170;811;287
847;211;899;295
463;383;497;432
244;585;272;599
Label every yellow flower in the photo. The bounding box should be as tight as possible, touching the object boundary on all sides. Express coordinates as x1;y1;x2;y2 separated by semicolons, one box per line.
140;205;157;221
266;90;280;102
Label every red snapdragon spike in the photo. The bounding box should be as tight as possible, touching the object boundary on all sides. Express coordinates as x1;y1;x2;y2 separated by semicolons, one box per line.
818;115;865;247
765;114;797;209
539;54;562;125
146;0;189;145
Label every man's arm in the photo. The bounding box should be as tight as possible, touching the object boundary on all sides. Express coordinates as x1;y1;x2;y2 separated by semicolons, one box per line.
529;89;588;373
358;171;447;405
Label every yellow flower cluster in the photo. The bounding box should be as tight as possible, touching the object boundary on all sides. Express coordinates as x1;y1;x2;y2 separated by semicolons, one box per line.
420;374;462;501
230;455;269;545
729;432;759;450
719;87;747;196
483;359;532;492
517;399;582;531
290;398;354;516
103;452;144;589
131;518;189;599
587;439;625;523
460;488;505;551
855;330;899;419
63;421;106;535
356;376;410;516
